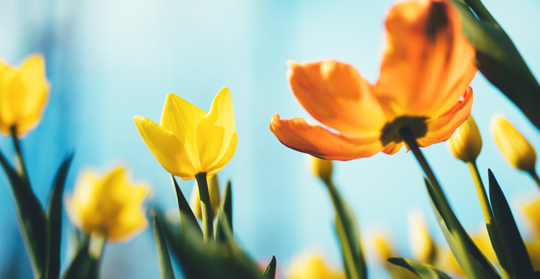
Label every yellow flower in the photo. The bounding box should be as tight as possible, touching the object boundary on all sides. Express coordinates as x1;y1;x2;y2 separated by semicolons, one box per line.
190;174;221;220
492;115;536;172
134;87;238;180
288;254;345;279
408;210;437;264
522;197;540;234
66;166;151;242
0;54;49;137
372;235;396;263
525;239;540;270
439;247;465;278
447;116;482;163
311;156;333;182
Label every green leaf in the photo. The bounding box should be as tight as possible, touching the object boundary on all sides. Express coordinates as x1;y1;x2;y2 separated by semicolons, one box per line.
488;170;534;278
44;154;74;279
325;181;367;279
153;216;175;279
0;148;46;278
62;237;99;279
450;0;540;131
171;175;202;238
262;256;276;279
215;181;232;242
425;179;500;279
170;213;262;279
387;258;452;279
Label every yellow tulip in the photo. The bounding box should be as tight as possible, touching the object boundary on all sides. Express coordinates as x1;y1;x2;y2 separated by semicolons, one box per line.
492;116;536;172
288;254;345;279
522;197;540;234
0;54;49;137
408;210;437;264
66;166;151;242
447;116;482;163
311;156;333;183
134;87;237;180
190;174;221;220
372;235;395;263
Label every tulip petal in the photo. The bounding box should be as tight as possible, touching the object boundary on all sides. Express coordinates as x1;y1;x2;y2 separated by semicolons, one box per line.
160;93;206;164
375;0;476;119
134;116;198;179
417;87;473;147
288;60;386;136
196;87;237;172
270;114;383;160
208;132;238;176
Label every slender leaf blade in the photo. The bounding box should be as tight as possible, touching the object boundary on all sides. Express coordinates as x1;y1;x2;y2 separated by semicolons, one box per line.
154;216;175;279
387;258;452;279
215;181;232;242
171;175;202;238
262;256;276;279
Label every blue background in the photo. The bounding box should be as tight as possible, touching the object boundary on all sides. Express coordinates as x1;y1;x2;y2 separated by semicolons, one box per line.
0;0;540;278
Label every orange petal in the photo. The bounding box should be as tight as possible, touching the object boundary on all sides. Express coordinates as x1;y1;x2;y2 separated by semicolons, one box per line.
288;60;386;136
270;114;383;160
375;0;476;119
417;87;473;147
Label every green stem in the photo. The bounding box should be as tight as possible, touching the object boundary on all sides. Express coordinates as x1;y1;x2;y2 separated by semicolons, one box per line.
528;170;540;191
11;126;29;180
467;161;512;279
195;172;213;242
89;229;106;260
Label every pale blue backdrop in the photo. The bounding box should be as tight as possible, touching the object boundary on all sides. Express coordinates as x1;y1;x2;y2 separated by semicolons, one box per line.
0;0;539;278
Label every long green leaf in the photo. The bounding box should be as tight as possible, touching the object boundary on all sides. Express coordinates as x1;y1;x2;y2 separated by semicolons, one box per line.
451;0;540;131
0;148;46;278
387;258;452;279
44;154;74;279
154;216;175;279
325;181;367;279
262;256;276;279
62;239;99;279
215;181;232;242
171;175;202;238
488;170;534;278
425;179;500;279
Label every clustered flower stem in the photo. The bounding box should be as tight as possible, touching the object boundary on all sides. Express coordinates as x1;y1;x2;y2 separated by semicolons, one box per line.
195;172;214;242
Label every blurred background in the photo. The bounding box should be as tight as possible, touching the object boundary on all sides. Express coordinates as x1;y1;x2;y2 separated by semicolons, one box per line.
0;0;540;278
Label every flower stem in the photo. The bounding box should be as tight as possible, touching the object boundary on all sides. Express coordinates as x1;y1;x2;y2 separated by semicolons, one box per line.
195;172;214;242
467;161;512;279
528;170;540;191
89;229;106;260
10;126;29;180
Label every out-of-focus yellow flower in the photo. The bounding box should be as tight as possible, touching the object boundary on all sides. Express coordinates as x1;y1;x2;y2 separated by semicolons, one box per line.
525;239;540;270
134;87;238;180
471;228;496;263
0;54;49;137
492;116;536;172
372;235;396;263
447;116;482;163
270;0;476;160
190;174;221;220
288;254;345;279
311;156;333;182
408;210;437;264
66;166;151;242
523;197;540;234
439;247;465;278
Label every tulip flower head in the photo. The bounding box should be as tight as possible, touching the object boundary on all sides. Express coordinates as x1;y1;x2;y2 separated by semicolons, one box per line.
66;166;151;242
311;156;333;183
492;116;537;172
0;54;49;137
288;254;345;279
270;0;476;160
447;116;483;163
134;87;237;180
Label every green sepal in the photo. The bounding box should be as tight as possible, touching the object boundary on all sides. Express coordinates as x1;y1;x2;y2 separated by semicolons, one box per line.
425;179;500;279
44;153;74;279
153;216;175;279
387;258;452;279
262;256;276;279
215;180;232;242
170;213;262;279
0;148;46;278
451;0;540;131
171;175;202;238
325;180;367;279
488;170;534;278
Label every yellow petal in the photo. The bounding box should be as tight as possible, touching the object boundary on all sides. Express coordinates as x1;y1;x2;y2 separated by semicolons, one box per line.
492;116;537;172
196;87;237;172
447;115;482;163
134;116;198;179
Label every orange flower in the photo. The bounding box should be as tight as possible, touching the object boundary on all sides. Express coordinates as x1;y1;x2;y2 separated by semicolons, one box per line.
270;0;476;160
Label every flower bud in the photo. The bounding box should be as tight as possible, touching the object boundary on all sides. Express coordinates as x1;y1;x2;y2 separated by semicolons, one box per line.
408;210;437;264
190;174;221;220
491;116;537;172
447;116;482;162
311;156;333;182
